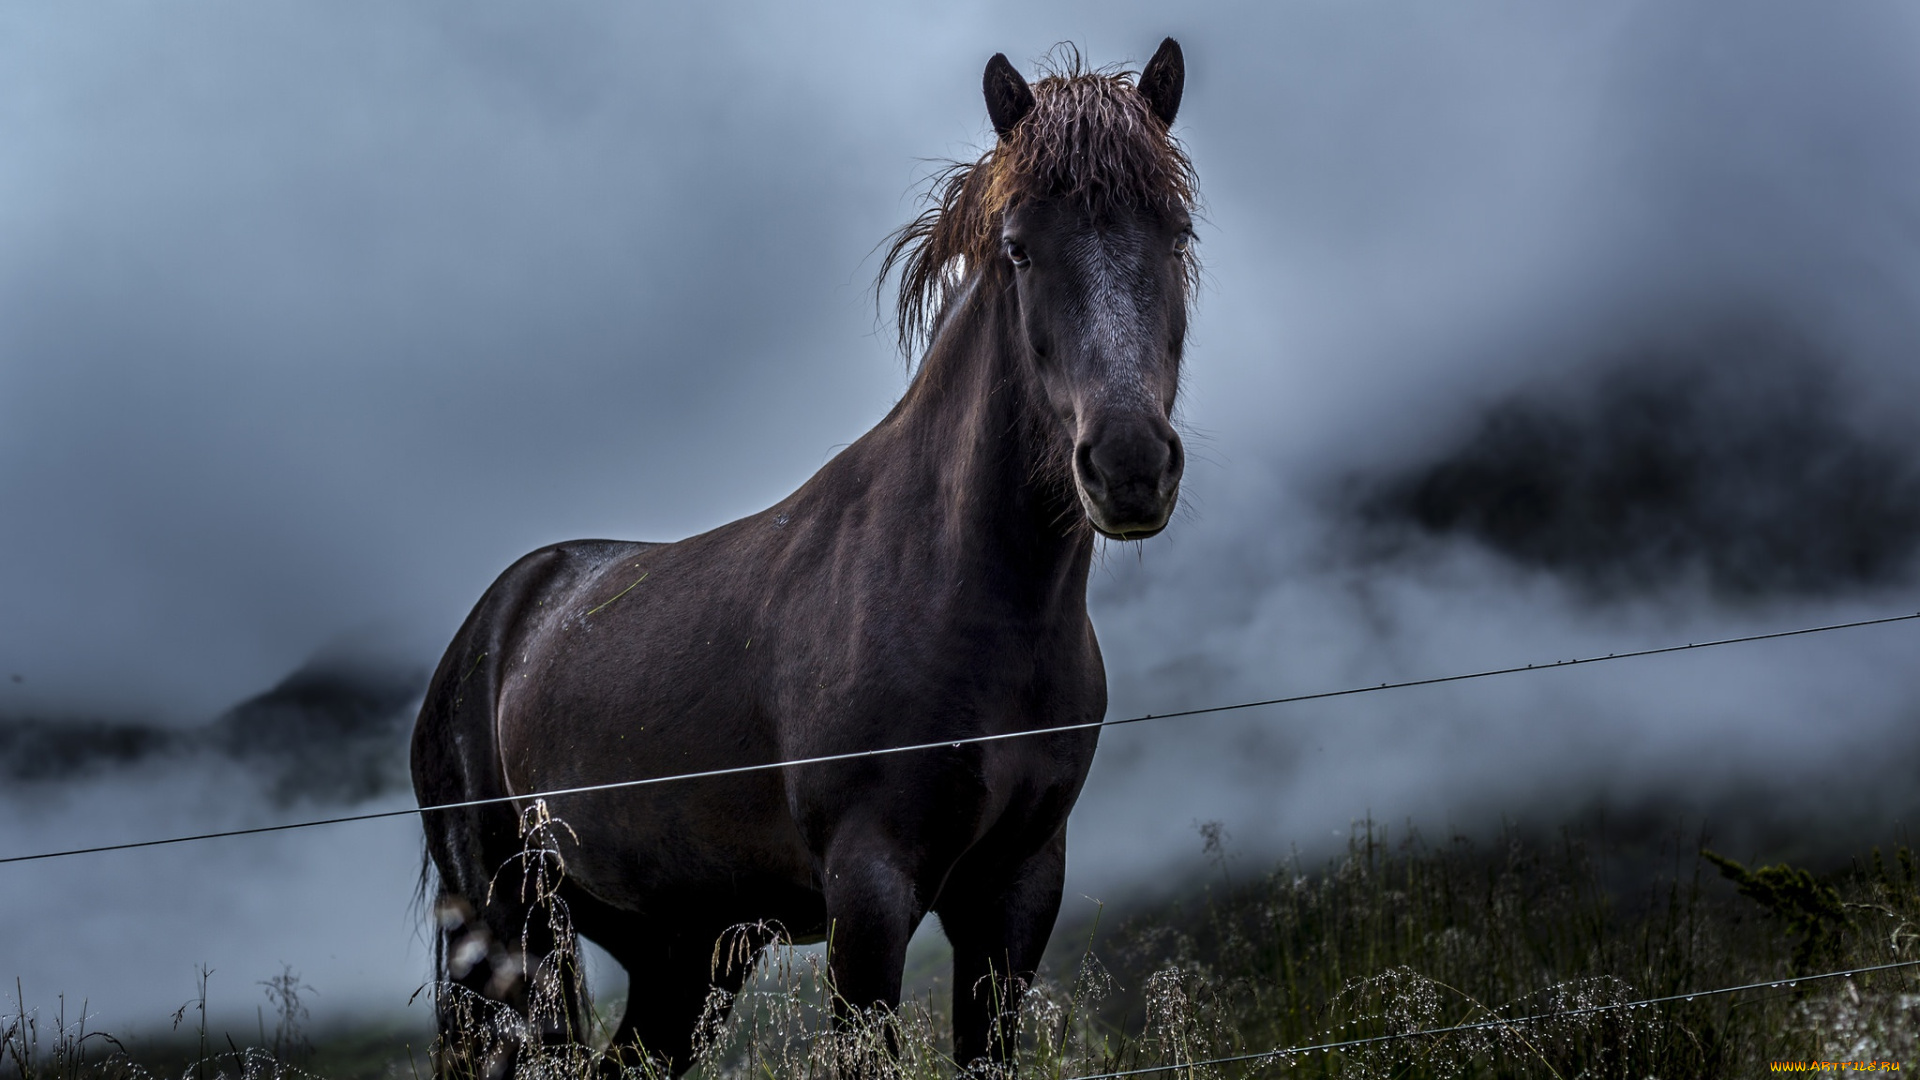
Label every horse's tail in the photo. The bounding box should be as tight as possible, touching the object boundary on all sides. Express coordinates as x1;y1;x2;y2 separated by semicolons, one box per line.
413;832;460;1067
413;830;445;1001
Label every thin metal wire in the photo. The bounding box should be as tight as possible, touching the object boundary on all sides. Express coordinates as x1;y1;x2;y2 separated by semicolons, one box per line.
1059;957;1920;1080
2;609;1916;867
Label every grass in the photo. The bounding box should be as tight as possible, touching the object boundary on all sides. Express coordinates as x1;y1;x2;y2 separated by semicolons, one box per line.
9;817;1917;1080
1083;820;1917;1076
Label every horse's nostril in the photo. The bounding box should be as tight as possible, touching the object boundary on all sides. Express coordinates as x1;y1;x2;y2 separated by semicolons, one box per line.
1074;442;1104;496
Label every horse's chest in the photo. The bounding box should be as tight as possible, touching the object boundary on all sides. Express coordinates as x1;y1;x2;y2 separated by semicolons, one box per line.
784;636;1101;856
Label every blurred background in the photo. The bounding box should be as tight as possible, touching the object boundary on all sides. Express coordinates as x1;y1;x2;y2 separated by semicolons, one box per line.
5;0;1920;1031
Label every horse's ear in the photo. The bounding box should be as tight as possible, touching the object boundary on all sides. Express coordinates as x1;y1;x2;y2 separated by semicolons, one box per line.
1139;37;1184;126
983;53;1035;138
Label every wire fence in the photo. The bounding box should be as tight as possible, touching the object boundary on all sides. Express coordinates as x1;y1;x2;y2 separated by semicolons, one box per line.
3;609;1917;867
1060;958;1920;1080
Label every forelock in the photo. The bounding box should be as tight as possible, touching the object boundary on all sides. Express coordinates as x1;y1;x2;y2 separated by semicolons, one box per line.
879;52;1199;356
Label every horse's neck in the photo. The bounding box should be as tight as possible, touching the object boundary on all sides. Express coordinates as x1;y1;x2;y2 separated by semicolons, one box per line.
886;274;1092;594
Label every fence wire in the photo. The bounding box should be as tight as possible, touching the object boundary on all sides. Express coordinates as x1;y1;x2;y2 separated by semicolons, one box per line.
2;609;1916;867
1059;958;1920;1080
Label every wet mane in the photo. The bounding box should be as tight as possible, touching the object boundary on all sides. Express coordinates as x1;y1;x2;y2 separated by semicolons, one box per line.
880;50;1200;354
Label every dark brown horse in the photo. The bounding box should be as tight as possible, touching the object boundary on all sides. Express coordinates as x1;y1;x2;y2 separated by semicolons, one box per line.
412;39;1198;1073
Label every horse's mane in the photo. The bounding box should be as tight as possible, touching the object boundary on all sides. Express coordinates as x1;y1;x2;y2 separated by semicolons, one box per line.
880;50;1200;355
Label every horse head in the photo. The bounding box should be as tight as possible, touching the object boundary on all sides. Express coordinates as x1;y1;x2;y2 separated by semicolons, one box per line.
987;40;1193;539
887;39;1198;540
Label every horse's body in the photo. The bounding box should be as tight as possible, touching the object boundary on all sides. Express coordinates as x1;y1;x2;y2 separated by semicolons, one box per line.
413;40;1198;1073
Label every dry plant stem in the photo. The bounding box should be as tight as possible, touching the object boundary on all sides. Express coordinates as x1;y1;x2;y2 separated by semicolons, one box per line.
1423;978;1564;1080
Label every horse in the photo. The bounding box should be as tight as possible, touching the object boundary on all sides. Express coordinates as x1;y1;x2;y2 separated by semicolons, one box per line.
412;38;1199;1074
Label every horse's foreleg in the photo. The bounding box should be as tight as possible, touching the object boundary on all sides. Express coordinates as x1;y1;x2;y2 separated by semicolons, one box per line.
937;830;1067;1071
821;837;930;1062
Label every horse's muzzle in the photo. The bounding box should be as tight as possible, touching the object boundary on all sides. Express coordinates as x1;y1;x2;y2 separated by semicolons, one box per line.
1073;416;1184;540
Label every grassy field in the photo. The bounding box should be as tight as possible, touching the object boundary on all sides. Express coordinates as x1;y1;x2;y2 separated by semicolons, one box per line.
9;819;1917;1079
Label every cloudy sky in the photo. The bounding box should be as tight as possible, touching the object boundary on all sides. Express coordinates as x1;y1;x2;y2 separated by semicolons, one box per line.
6;0;1920;1032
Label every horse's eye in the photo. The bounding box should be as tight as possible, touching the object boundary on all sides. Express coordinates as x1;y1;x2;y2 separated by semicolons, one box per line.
1003;240;1030;268
1172;230;1194;256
